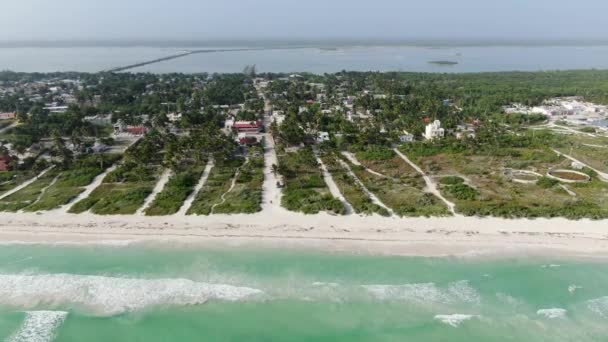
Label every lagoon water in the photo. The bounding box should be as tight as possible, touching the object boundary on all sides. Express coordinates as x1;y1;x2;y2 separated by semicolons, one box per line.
2;45;608;73
0;243;607;341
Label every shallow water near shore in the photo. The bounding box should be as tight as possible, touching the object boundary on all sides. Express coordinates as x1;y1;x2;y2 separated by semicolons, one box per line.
0;243;607;341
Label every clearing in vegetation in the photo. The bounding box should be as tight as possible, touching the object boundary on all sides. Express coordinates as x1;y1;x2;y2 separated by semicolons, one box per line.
345;146;450;217
402;131;608;219
213;146;265;214
0;168;44;197
25;154;122;212
187;158;245;216
319;151;390;216
0;168;61;212
555;134;608;174
68;160;161;215
277;145;345;215
144;163;207;216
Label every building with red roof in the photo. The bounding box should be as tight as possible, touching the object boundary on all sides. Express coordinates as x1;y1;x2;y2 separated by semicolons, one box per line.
125;126;148;135
0;112;16;120
233;121;263;133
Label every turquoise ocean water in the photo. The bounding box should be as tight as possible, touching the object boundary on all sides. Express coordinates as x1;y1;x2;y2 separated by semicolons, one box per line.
0;243;607;341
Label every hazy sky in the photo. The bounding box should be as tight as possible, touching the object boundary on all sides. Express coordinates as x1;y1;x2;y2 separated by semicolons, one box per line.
1;0;607;41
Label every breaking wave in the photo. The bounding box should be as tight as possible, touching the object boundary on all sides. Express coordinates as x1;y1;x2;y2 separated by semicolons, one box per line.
537;308;567;319
7;311;68;342
588;297;608;317
434;314;478;327
0;273;263;316
362;280;480;304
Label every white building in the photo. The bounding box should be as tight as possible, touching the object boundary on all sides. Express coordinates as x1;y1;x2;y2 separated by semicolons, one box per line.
224;119;235;131
425;120;445;140
399;131;415;143
167;112;182;122
455;124;476;140
571;161;585;170
272;111;286;125
317;131;330;143
83;114;112;126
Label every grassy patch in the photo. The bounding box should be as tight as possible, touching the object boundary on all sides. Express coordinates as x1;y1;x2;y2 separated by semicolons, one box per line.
213;147;265;214
69;182;154;215
0;170;39;196
145;165;206;216
412;146;608;219
278;146;345;215
25;154;122;212
69;158;160;215
320;152;389;216
343;154;449;217
187;158;245;216
0;169;61;212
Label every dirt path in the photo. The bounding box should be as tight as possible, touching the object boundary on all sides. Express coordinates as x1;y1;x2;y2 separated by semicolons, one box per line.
0;121;18;134
137;168;173;215
261;128;286;214
341;152;393;179
0;166;55;201
337;158;394;217
313;147;353;215
553;149;608;182
393;149;457;215
177;159;214;216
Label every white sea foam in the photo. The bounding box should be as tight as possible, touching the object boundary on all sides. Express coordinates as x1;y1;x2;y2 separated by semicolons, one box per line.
0;273;263;316
7;311;68;342
588;297;608;317
363;283;446;303
541;264;561;269
363;280;480;304
434;314;477;327
537;308;567;319
447;280;481;304
496;293;523;307
311;282;339;287
568;285;583;294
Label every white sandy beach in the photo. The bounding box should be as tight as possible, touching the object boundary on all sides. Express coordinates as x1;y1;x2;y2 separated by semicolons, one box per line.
0;210;607;258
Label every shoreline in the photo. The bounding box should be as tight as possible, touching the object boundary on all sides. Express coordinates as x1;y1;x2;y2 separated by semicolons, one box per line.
1;211;607;258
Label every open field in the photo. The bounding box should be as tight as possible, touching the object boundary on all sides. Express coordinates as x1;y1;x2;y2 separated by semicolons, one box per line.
277;146;345;215
0;168;60;212
68;161;161;215
556;134;608;173
344;148;449;217
320;151;389;216
25;154;122;212
406;144;608;219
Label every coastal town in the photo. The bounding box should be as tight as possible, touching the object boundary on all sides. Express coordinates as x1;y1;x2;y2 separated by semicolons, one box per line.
0;69;607;220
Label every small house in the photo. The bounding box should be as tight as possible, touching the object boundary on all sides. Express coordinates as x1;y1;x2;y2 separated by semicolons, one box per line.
317;131;330;143
399;131;415;143
167;112;182;122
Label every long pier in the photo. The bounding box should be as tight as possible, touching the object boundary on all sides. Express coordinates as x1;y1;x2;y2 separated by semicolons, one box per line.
104;48;275;73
